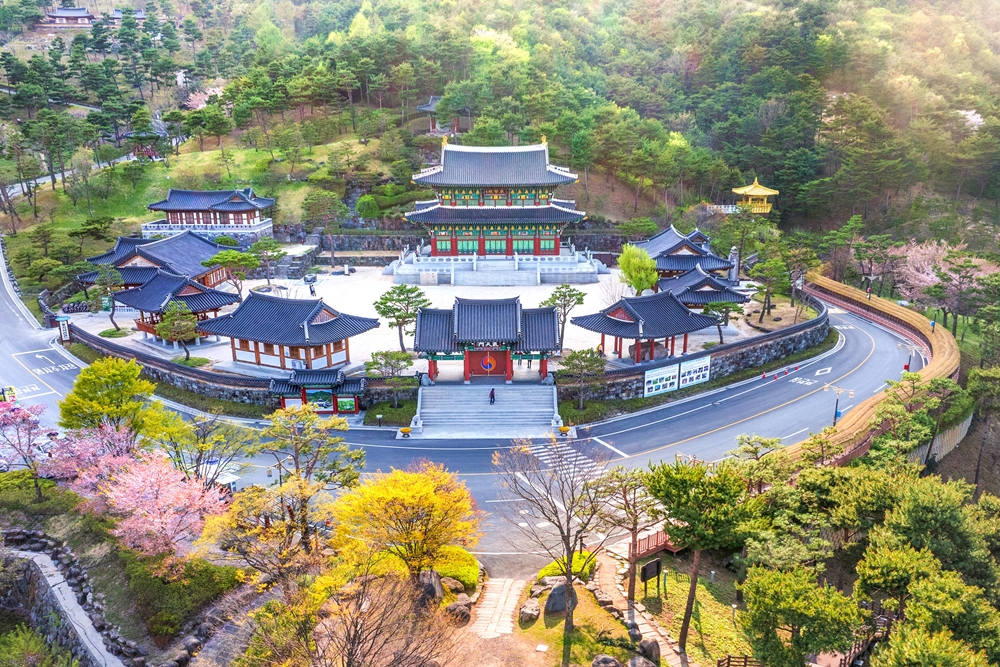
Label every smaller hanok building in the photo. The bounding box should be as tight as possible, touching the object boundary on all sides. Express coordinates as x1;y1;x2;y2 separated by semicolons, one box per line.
197;292;380;372
142;188;275;245
112;270;240;342
270;369;367;415
657;264;751;309
732;178;779;214
571;291;718;364
79;231;230;289
414;297;559;383
44;7;144;27
416;96;470;134
633;225;738;281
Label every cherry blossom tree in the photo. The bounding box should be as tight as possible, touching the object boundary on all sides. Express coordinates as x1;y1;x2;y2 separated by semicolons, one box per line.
896;240;950;305
41;425;140;501
101;452;228;557
0;403;48;502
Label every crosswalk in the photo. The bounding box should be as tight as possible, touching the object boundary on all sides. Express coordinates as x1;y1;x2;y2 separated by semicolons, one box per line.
528;442;602;484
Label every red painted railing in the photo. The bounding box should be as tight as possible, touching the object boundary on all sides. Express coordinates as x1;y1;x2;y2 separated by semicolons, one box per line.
628;530;682;560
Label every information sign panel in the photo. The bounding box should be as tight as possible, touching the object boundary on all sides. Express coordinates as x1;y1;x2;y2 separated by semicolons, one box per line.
679;356;712;388
643;364;679;398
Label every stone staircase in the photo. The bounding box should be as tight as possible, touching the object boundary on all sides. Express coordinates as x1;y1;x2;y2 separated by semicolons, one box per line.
412;384;561;439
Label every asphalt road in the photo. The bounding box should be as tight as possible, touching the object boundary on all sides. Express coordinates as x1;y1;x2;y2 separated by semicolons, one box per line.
0;243;924;576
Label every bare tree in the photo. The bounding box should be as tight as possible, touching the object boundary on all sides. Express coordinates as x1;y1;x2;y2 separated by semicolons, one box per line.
312;567;460;667
492;439;611;649
594;466;659;603
600;274;630;307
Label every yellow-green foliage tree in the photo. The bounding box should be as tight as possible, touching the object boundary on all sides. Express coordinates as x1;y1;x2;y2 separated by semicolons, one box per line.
618;244;658;294
59;357;156;434
332;462;482;577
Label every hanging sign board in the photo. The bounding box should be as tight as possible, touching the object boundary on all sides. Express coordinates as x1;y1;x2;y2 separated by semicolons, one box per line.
643;364;679;398
679;356;712;388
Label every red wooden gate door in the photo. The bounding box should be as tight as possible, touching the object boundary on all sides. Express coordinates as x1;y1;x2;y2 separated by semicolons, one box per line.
467;350;507;377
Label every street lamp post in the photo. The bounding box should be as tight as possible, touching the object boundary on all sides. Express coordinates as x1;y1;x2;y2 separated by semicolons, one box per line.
897;342;921;372
824;384;855;426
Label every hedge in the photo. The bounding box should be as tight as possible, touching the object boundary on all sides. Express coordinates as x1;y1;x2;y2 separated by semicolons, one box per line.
433;546;479;590
538;551;596;582
373;189;435;209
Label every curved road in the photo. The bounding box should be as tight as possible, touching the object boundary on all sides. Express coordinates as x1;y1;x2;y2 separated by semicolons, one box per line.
0;247;923;574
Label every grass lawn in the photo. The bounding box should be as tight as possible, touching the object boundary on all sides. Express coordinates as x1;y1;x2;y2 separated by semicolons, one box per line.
19;295;44;325
99;327;133;338
746;293;818;330
637;552;752;666
518;584;636;666
67;343;272;419
559;328;839;425
172;356;210;367
363;399;417;426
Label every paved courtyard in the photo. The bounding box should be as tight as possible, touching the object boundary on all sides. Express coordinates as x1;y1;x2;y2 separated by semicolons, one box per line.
69;267;755;377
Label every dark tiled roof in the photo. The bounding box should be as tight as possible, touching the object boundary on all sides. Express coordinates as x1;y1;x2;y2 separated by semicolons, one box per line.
289;369;346;386
405;203;583;225
132;231;228;277
77;266;159;286
270;373;366;396
414;298;558;352
655;254;732;273
632;226;687;257
112;270;239;314
197;292;379;346
687;229;711;245
148;188;275;213
87;237;156;265
47;7;93;18
658;266;749;306
413;144;576;187
111;8;145;19
571;291;718;340
416;96;443;113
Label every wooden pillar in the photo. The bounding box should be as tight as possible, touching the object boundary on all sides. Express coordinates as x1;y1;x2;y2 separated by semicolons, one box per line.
600;333;606;354
344;336;350;363
230;337;236;362
534;233;541;256
506;232;513;256
682;333;688;354
617;337;622;359
278;343;285;369
451;233;458;256
478;233;485;256
670;336;676;356
463;353;471;383
428;359;438;379
649;339;655;361
305;346;312;370
505;349;513;383
254;341;261;365
634;339;640;364
327;342;332;367
540;356;548;377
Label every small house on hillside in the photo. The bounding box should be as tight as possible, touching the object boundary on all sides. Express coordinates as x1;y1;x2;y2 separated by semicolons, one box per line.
142;188;275;245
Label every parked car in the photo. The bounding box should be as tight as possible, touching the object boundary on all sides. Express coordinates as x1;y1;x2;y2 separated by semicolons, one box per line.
303;274;317;284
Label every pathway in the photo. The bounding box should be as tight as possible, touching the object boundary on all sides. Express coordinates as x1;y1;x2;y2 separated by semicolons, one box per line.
13;550;126;667
469;578;526;639
188;590;280;667
594;549;697;667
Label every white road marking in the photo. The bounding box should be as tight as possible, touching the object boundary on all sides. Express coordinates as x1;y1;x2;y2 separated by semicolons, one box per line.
815;367;832;376
781;428;809;440
535;521;551;528
592;436;627;458
873;383;887;393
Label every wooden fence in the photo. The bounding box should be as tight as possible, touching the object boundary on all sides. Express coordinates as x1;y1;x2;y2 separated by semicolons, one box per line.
716;656;763;667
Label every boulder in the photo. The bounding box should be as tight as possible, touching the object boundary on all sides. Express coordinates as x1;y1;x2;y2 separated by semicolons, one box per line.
628;658;657;667
519;598;540;623
180;636;201;652
418;570;444;605
440;577;465;593
544;583;569;613
445;602;471;626
628;626;643;642
593;589;615;607
167;650;190;667
637;638;660;664
530;584;550;598
591;656;624;667
455;593;472;607
131;658;145;667
540;576;566;587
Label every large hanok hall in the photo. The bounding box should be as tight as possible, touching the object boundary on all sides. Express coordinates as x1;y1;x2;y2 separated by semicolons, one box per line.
413;297;560;383
571;291;718;364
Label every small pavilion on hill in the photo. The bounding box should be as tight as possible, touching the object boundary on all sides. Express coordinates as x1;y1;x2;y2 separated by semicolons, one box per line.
197;292;379;372
112;270;240;342
632;225;737;280
413;297;559;383
657;264;751;308
571;291;718;364
732;178;779;214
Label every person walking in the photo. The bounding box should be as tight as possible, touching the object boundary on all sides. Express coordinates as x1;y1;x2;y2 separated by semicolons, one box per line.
489;388;496;405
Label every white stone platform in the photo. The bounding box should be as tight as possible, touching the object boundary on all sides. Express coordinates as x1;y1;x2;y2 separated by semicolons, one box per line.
391;248;607;286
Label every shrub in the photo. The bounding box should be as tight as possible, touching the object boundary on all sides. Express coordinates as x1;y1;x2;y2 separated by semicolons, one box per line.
538;551;596;582
120;551;241;640
434;546;479;590
0;471;79;521
173;356;210;367
0;625;75;666
372;189;435;210
214;236;239;247
99;328;132;338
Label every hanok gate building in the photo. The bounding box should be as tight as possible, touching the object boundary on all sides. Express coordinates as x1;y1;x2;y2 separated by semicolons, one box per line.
392;139;605;286
414;297;560;383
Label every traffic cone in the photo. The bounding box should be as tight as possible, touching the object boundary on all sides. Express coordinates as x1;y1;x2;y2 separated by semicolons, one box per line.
784;369;789;375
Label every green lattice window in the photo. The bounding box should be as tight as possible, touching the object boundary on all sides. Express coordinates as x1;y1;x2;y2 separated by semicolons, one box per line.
513;239;534;253
436;239;452;253
457;240;477;254
485;239;506;254
540;239;556;252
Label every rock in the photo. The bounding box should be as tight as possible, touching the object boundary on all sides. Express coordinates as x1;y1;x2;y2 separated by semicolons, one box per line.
197;623;214;637
168;650;190;667
158;662;179;667
519;598;540;623
628;626;643;642
628;658;656;667
530;584;550;598
545;583;569;613
455;593;472;607
540;576;566;587
180;635;201;652
440;577;465;593
591;656;624;667
444;602;470;626
418;570;444;605
132;658;145;667
638;638;660;664
585;582;597;591
593;589;615;607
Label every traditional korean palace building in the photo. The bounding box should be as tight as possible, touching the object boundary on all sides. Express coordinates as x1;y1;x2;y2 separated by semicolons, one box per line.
657;264;750;308
270;369;367;415
197;292;379;373
633;225;738;280
572;291;718;364
142;188;275;245
414;297;560;383
113;269;240;342
391;140;607;286
79;232;229;289
44;7;145;27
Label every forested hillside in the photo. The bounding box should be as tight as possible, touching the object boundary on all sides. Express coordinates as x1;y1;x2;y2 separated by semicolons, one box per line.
0;0;998;246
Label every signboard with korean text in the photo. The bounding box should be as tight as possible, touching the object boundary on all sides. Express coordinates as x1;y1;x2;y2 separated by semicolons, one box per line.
643;364;679;398
679;356;712;388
